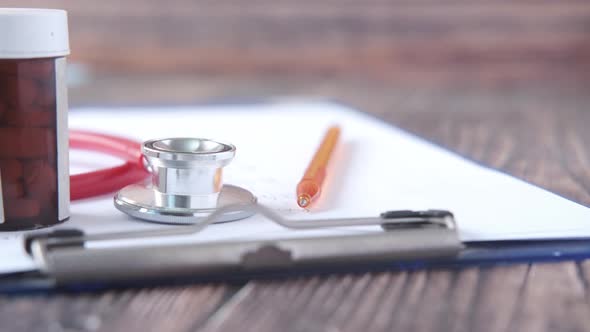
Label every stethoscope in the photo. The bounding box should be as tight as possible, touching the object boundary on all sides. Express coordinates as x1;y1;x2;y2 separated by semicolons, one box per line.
71;131;256;224
69;131;455;233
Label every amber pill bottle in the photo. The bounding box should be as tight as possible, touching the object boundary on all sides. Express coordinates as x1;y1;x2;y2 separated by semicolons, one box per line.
0;9;70;230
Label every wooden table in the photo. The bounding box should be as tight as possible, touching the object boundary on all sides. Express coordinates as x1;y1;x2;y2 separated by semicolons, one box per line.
1;0;590;330
0;75;588;332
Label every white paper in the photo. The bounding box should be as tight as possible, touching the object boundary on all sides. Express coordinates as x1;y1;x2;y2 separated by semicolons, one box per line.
2;101;590;273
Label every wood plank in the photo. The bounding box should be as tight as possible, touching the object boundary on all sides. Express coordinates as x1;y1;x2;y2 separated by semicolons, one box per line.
199;266;535;332
0;285;230;332
200;265;590;331
96;285;229;332
1;0;589;84
510;263;590;331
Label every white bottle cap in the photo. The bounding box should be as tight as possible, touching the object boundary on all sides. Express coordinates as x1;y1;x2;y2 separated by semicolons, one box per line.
0;8;69;59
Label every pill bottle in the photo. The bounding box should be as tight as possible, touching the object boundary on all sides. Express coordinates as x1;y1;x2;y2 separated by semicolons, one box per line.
0;9;70;230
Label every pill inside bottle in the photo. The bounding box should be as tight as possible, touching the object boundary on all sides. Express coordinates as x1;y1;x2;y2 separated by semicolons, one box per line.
0;8;70;230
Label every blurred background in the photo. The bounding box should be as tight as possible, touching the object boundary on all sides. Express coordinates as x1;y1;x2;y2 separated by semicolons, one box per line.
0;0;588;107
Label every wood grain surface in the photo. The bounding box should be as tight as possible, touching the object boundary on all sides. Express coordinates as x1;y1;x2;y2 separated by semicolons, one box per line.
0;0;590;331
2;0;590;85
0;80;586;332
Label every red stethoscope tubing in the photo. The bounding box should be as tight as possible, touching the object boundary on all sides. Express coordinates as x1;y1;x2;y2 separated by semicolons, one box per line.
69;130;149;200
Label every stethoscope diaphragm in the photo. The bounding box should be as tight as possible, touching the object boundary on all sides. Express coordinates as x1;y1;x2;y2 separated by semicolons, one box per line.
114;137;256;224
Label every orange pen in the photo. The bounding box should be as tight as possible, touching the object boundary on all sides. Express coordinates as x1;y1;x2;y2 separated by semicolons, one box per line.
296;125;341;208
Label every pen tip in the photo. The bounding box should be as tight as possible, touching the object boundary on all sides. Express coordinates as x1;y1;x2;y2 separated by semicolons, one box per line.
298;195;310;208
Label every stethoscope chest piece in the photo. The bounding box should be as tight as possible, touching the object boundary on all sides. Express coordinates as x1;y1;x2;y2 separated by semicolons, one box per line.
114;137;257;224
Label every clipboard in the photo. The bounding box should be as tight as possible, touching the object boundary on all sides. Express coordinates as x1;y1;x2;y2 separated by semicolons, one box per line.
2;100;590;292
0;206;457;293
23;206;460;286
2;204;589;293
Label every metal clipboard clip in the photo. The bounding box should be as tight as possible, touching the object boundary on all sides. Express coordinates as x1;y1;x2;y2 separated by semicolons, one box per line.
25;204;463;285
